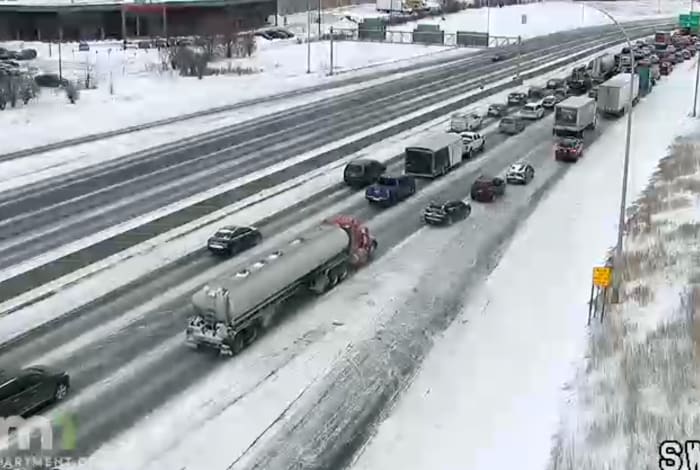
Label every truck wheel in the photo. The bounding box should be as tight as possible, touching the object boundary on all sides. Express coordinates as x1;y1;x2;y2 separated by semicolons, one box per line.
228;333;246;356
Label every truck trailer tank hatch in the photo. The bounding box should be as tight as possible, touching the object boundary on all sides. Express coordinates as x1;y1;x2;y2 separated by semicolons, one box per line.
236;269;250;278
267;251;283;260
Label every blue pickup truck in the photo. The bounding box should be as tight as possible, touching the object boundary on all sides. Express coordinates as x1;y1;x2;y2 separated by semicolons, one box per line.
365;174;416;206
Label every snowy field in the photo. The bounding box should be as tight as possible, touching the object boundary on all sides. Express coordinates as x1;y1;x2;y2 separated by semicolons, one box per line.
347;50;700;470
283;0;681;39
0;38;462;152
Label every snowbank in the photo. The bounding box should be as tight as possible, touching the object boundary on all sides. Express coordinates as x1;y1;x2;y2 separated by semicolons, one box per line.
548;139;700;468
349;48;700;470
0;37;459;152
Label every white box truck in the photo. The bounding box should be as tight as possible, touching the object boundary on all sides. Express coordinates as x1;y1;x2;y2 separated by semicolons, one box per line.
596;73;640;117
376;0;403;12
404;132;463;178
553;95;597;138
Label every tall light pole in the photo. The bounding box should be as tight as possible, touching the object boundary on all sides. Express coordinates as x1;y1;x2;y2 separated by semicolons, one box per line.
585;5;635;303
306;0;311;73
694;50;700;117
486;0;491;46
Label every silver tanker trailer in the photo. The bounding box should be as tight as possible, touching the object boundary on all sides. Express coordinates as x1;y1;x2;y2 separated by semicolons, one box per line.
186;215;377;355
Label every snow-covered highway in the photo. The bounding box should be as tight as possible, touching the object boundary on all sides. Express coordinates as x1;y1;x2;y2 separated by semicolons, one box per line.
0;19;672;306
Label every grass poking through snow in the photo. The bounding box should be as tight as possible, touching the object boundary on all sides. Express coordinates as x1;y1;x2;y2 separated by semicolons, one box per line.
548;141;700;470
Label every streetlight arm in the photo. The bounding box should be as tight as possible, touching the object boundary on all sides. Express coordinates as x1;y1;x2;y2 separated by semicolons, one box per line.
582;4;635;300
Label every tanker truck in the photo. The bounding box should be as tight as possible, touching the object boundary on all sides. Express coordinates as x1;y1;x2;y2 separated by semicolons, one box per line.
186;216;377;355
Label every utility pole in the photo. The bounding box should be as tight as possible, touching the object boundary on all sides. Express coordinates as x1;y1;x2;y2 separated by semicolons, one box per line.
693;52;700;117
318;0;322;38
516;35;521;78
58;27;63;82
486;0;491;46
306;0;311;73
329;26;334;75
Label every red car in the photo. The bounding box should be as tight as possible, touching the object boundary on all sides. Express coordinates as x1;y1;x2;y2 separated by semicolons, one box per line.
555;137;584;162
660;61;673;75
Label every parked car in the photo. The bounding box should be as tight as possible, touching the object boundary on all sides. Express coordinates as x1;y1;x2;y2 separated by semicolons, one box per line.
207;226;262;256
487;103;508;117
675;51;685;62
470;175;506;202
507;91;528;106
365;174;416;206
554;137;584;162
343;158;386;188
422;200;472;225
682;49;692;60
542;95;558;109
505;161;535;184
519;102;545;120
498;115;525;134
0;366;70;417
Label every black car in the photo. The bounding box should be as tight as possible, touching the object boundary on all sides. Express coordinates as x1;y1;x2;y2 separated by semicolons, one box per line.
0;366;70;417
470;175;506;202
507;92;527;106
491;52;506;62
423;200;471;225
487;103;508;117
528;86;546;100
546;78;566;90
343;158;386;188
207;226;262;256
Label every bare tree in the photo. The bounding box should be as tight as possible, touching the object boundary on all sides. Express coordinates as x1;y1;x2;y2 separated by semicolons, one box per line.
241;33;256;57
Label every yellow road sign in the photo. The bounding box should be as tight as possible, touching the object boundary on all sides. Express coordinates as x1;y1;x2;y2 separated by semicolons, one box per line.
592;266;612;288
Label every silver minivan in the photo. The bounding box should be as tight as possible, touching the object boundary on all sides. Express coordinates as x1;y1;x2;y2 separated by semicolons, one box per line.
498;116;525;134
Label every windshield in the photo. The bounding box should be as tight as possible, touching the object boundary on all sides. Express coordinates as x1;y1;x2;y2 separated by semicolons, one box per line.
377;176;398;186
214;230;235;238
345;163;365;177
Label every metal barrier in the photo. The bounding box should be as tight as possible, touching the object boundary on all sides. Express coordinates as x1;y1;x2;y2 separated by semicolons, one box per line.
331;27;518;48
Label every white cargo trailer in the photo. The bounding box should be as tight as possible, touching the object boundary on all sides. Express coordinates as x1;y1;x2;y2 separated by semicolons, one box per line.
597;73;640;117
553;95;597;138
186;216;377;355
404;131;463;178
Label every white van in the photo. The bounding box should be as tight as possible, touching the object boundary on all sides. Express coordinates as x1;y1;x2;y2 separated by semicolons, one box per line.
519;102;545;120
449;111;482;132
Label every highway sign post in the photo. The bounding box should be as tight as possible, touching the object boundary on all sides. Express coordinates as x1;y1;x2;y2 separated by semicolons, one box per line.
588;266;613;325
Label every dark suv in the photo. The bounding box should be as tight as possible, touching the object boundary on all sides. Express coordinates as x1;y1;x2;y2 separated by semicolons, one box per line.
0;366;70;417
343;159;386;188
207;226;262;256
365;174;416;206
470;175;506;202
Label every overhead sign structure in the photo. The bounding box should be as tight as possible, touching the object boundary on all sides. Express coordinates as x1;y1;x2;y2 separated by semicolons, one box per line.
679;13;700;28
592;266;613;288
